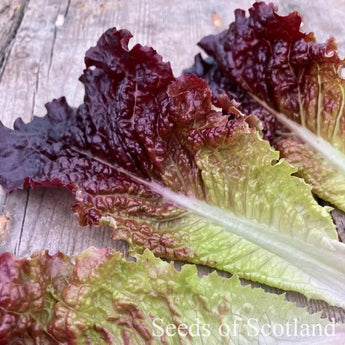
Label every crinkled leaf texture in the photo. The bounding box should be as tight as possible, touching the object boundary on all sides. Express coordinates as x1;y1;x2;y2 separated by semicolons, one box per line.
1;248;345;345
1;28;345;307
196;1;345;212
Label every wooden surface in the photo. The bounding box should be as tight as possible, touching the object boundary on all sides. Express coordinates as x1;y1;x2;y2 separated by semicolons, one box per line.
1;0;345;323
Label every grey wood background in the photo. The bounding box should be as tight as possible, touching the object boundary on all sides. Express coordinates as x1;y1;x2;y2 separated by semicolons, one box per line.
1;0;345;324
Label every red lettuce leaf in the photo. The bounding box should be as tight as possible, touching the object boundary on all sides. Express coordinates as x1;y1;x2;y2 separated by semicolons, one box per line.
0;251;73;345
196;1;343;141
0;28;174;191
193;1;345;211
198;1;341;115
0;27;230;258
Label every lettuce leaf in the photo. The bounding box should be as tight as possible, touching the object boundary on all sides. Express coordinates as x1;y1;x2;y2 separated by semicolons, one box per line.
186;53;345;212
0;251;73;344
1;248;345;344
196;1;345;212
1;28;345;307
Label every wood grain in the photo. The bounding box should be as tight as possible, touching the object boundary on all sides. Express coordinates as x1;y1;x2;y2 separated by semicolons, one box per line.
0;0;28;73
0;0;345;324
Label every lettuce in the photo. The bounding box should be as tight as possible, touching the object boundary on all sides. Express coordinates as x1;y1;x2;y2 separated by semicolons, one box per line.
194;1;345;211
1;248;345;344
1;28;345;308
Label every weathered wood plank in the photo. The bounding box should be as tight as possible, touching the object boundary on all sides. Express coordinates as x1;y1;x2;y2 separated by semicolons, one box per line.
0;0;345;324
0;1;28;248
0;0;28;73
0;0;75;255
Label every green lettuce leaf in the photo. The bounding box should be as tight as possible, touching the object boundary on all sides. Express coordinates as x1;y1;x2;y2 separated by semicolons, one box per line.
1;249;344;344
1;28;345;308
196;1;345;211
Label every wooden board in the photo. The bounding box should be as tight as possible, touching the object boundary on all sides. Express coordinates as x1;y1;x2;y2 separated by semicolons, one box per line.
1;0;345;323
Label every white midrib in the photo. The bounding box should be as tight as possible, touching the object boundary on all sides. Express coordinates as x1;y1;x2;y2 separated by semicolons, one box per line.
249;93;345;176
74;148;345;307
